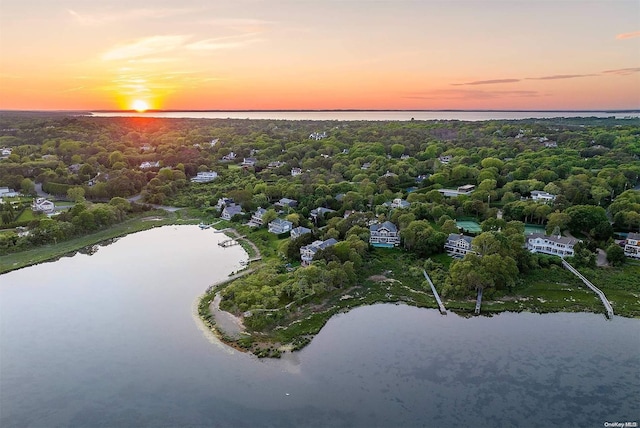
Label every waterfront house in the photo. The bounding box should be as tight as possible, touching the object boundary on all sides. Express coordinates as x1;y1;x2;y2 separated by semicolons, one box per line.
624;232;640;259
249;207;267;227
268;218;293;235
444;233;474;257
31;198;55;214
290;226;312;239
531;190;556;202
369;221;400;247
221;204;243;221
526;233;579;258
216;197;234;210
300;238;338;266
190;171;218;183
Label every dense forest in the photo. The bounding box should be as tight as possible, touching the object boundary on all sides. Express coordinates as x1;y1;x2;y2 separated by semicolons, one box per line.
1;113;639;330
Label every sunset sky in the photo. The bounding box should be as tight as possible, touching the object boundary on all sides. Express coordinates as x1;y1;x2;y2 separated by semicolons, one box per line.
1;0;638;111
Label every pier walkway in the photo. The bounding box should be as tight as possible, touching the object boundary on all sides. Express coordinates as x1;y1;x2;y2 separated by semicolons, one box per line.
562;260;614;319
475;288;483;315
422;270;447;315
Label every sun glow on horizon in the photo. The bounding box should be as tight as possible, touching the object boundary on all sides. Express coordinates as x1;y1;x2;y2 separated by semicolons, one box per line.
131;100;149;112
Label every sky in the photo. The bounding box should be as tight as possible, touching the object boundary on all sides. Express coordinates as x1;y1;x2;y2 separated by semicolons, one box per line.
0;0;638;111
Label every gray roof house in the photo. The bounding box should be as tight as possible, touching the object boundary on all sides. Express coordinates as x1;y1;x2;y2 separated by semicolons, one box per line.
291;226;312;239
526;233;579;258
444;233;474;258
369;221;400;248
221;204;243;221
300;238;339;266
268;218;294;235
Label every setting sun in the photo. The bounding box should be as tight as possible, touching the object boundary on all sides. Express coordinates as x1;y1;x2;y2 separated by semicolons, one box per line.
132;100;149;112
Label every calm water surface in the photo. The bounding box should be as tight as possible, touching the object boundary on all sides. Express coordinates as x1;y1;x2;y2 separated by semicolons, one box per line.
1;226;638;427
90;110;640;121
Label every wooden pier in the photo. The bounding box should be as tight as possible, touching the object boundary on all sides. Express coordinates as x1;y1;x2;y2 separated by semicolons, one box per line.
475;288;483;315
218;239;239;247
422;270;446;315
562;260;614;319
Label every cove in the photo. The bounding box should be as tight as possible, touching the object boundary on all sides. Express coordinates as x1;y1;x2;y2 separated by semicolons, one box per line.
1;225;638;427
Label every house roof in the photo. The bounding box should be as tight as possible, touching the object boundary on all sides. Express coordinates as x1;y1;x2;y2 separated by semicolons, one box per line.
527;233;579;245
626;232;640;241
370;221;398;233
291;226;311;235
224;204;243;215
447;233;473;244
270;218;293;227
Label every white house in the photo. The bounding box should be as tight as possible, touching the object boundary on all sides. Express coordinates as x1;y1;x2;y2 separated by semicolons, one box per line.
268;161;286;168
32;198;55;214
190;171;218;183
369;221;400;248
290;226;312;239
139;161;160;169
526;233;579;258
624;232;640;259
309;132;327;140
531;190;556;202
444;234;474;257
216;197;234;210
221;204;243;221
389;198;411;209
242;158;257;168
291;168;302;177
268;218;293;235
438;155;452;164
221;152;237;161
300;238;338;266
248;207;267;227
361;162;371;170
0;187;19;197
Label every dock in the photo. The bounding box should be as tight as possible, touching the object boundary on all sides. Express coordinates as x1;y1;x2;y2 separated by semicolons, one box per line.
218;238;239;247
562;260;614;319
475;288;483;315
422;270;446;315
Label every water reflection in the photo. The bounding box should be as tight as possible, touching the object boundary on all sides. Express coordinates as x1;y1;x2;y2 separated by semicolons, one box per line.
1;225;638;427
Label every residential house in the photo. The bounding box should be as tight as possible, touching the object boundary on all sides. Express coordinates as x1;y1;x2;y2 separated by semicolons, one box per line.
241;158;257;168
216;197;234;210
291;168;302;177
369;221;400;247
415;174;430;184
543;141;558;148
444;233;474;257
268;161;286;168
210;138;219;147
190;171;218;183
400;154;411;160
438;155;452;164
361;162;371;170
383;171;397;178
300;238;338;266
309;131;327;140
32;198;55;214
389;198;410;209
624;232;640;259
221;204;243;221
275;198;298;209
221;152;237;161
531;190;556;202
526;233;579;258
437;184;475;197
268;218;293;235
290;226;312;239
1;147;12;157
310;207;335;220
139;161;160;169
248;207;267;227
0;187;19;197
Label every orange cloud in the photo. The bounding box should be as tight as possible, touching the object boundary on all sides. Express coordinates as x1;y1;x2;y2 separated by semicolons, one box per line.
616;31;640;40
451;79;520;86
602;67;640;75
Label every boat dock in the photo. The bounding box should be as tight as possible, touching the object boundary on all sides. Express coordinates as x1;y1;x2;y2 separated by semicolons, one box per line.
422;270;446;315
218;238;239;247
475;288;483;315
562;260;614;319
